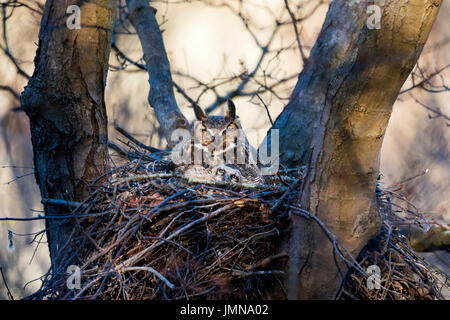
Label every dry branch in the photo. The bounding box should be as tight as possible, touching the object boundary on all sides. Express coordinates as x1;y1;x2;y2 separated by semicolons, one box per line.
126;0;189;146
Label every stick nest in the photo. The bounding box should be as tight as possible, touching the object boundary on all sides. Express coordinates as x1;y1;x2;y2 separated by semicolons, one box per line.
28;141;449;300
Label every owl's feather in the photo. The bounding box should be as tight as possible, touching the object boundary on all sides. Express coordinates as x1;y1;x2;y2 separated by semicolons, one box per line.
174;101;264;184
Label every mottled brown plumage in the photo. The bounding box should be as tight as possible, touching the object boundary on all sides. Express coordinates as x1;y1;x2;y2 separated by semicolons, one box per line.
174;100;263;184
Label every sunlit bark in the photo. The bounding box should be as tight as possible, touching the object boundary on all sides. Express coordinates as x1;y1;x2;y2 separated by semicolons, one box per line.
265;0;442;299
20;0;116;273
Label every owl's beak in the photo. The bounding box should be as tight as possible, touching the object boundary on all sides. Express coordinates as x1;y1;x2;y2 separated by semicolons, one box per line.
213;134;221;145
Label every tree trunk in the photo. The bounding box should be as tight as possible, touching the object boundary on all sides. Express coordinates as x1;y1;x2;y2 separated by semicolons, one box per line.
20;0;116;275
265;0;442;299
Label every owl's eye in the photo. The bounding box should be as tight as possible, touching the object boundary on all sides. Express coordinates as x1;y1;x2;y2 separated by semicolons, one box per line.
230;174;240;182
217;168;225;176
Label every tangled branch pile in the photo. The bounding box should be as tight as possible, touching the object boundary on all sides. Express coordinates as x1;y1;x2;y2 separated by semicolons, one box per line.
27;139;448;300
342;186;449;300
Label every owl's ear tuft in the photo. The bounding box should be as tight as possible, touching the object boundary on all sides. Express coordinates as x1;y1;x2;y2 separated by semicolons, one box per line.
226;99;236;121
193;103;207;121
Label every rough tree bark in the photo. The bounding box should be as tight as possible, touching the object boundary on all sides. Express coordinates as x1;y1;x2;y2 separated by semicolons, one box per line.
20;0;116;274
126;0;189;146
264;0;442;299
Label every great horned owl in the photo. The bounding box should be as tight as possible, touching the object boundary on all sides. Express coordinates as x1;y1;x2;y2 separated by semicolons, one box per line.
173;100;263;184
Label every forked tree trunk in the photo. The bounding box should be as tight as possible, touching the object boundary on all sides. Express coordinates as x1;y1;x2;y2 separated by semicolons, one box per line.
20;0;116;274
17;0;441;300
265;0;442;299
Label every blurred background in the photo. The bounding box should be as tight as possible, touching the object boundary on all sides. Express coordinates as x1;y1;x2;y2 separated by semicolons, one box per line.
0;0;448;299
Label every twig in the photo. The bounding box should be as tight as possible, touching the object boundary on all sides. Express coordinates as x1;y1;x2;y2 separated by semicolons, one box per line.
41;198;82;208
120;266;175;289
231;269;285;277
0;267;14;300
400;64;450;94
119;204;233;268
114;124;164;153
0;85;20;100
253;92;273;125
283;0;308;65
112;173;284;189
293;208;367;276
